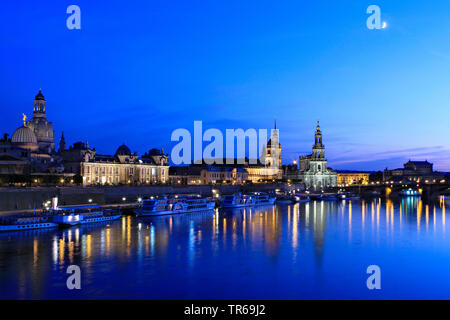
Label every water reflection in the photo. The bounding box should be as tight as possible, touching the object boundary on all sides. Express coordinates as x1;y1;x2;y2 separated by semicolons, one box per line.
0;197;447;299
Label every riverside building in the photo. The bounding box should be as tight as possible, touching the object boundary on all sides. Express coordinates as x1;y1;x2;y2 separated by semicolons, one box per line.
0;89;168;185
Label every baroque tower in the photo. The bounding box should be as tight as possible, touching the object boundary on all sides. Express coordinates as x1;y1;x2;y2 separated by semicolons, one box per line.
310;121;327;173
264;119;282;169
27;89;55;153
298;121;337;189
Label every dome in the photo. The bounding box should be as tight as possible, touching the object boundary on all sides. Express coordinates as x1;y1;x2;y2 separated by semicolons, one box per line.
148;148;162;156
11;125;38;150
116;144;132;156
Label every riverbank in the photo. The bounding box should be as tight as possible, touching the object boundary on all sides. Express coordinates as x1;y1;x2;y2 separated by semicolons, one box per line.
0;183;303;212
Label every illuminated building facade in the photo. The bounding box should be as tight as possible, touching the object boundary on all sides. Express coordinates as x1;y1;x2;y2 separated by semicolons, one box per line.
169;165;248;185
60;142;169;185
297;122;337;189
337;171;370;186
246;121;282;182
383;160;445;183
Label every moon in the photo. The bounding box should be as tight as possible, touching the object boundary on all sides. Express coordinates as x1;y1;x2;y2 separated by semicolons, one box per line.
382;22;387;29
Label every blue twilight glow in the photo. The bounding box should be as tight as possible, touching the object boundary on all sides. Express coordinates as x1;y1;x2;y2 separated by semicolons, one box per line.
0;1;449;170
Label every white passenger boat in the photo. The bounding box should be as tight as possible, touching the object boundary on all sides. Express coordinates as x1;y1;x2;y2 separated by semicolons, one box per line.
52;205;122;227
139;195;215;216
220;193;276;208
0;215;57;232
400;189;421;197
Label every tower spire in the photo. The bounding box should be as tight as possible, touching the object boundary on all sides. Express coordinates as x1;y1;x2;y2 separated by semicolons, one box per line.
59;131;66;152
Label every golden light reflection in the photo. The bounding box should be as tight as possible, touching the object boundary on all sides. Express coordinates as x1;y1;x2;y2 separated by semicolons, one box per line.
33;239;38;266
59;238;65;265
145;235;150;255
385;200;390;228
127;216;131;247
391;202;394;231
417;200;422;233
68;241;74;263
106;228;111;254
223;217;227;241
86;234;92;259
362;200;365;229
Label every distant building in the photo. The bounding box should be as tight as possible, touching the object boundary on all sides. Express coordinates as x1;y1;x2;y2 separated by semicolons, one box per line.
191;121;282;183
296;122;337;189
169;165;248;185
336;171;370;186
282;162;299;181
246;121;282;182
383;160;445;183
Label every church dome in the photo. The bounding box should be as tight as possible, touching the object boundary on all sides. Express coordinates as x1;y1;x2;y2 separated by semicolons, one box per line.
11;125;38;150
116;144;132;156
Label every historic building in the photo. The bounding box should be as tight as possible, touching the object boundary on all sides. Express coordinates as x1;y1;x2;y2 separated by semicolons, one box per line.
169;165;248;185
189;122;283;184
0;90;63;179
245;121;282;182
296;122;337;189
26;90;55;153
336;171;370;186
383;160;445;183
0;89;169;185
60;140;169;186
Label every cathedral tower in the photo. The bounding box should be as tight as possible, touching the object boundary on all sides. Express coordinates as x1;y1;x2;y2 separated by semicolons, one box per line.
264;119;282;169
312;121;325;160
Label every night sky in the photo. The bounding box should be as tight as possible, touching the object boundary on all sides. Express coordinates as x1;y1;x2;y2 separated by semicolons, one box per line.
1;1;449;171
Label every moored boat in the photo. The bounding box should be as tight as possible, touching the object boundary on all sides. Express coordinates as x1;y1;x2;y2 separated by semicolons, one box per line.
0;215;57;232
399;189;421;197
139;195;215;216
276;195;293;204
221;192;276;208
322;193;338;201
52;205;122;227
309;194;323;201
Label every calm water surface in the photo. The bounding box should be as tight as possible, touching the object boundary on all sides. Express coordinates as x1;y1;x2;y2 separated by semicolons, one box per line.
0;197;449;299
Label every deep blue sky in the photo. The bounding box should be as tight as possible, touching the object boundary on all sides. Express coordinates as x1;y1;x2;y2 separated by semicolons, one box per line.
1;1;449;171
